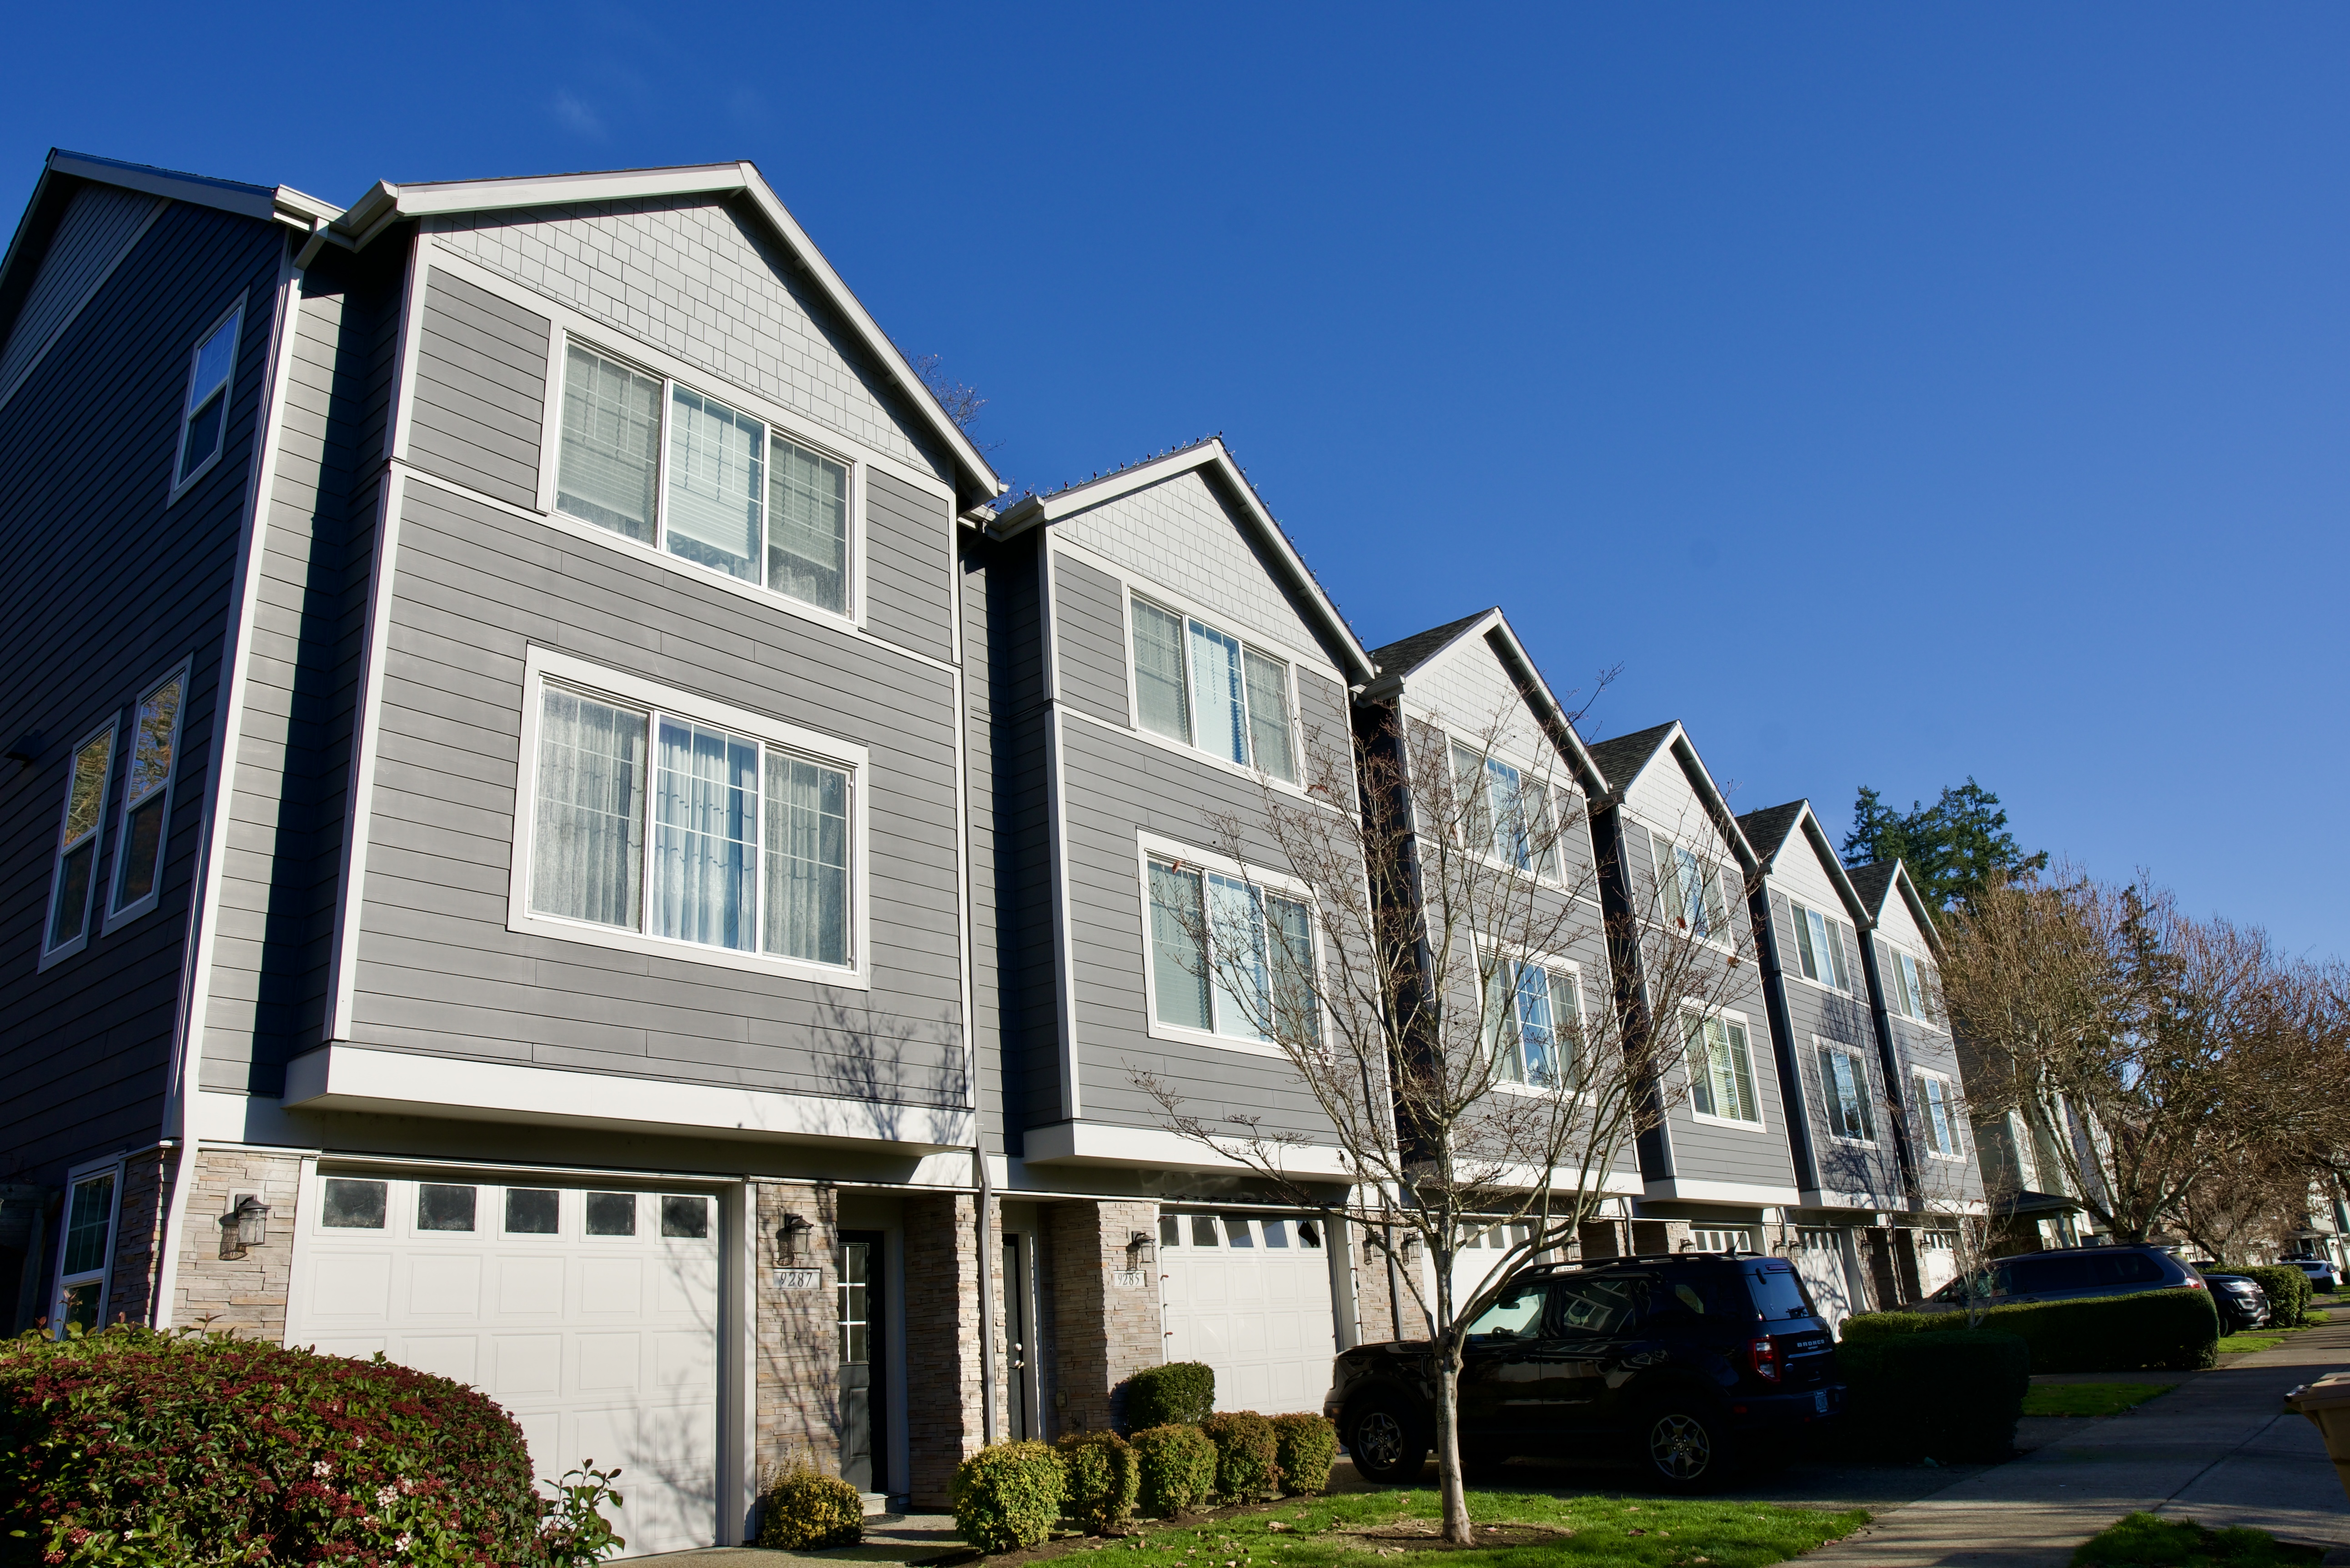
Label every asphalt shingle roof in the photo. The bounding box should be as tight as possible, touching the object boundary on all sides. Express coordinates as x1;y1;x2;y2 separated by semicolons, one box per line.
1737;802;1808;865
1366;610;1494;679
1846;861;1898;917
1583;722;1678;792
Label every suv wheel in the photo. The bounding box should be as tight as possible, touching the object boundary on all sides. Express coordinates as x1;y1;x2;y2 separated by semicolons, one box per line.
1347;1392;1428;1484
1638;1399;1732;1492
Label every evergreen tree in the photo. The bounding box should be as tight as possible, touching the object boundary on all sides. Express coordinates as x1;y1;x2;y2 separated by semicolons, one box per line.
1840;777;2047;914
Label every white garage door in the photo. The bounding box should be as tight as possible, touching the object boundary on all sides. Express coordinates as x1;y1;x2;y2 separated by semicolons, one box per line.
1793;1227;1859;1333
1159;1212;1337;1414
1442;1221;1533;1325
288;1173;720;1558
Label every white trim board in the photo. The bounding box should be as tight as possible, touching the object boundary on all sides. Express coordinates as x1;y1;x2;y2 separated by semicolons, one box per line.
1021;1120;1356;1179
1639;1178;1804;1206
282;1045;974;1151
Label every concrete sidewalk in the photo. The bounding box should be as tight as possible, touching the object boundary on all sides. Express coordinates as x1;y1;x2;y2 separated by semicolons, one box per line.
1803;1317;2350;1567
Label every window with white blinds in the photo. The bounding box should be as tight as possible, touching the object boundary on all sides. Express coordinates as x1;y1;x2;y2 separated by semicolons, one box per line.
1817;1043;1876;1142
1683;1011;1761;1125
1788;899;1855;991
1129;594;1297;783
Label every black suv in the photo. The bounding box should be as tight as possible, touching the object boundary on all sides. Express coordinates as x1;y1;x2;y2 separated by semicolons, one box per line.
1324;1253;1844;1492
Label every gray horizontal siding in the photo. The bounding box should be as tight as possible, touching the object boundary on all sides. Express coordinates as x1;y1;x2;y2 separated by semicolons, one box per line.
1051;551;1129;727
0;181;162;409
343;480;967;1110
1888;1016;1983;1201
0;202;286;1179
960;538;1005;1148
1295;668;1349;771
1770;889;1902;1200
863;468;954;663
404;267;547;510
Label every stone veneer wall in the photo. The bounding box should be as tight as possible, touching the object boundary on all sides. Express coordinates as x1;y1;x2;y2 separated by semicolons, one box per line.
753;1181;840;1484
1351;1228;1430;1345
903;1192;991;1508
172;1146;305;1341
103;1146;172;1327
1044;1200;1161;1435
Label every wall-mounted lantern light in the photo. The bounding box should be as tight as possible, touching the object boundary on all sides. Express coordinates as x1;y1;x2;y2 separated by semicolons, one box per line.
218;1195;271;1260
774;1213;813;1268
1126;1230;1155;1269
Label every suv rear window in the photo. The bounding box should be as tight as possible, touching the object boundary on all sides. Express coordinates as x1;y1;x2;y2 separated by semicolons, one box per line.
1745;1261;1815;1322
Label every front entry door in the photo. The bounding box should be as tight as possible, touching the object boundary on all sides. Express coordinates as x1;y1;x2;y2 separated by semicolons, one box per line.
1002;1236;1029;1440
839;1232;887;1494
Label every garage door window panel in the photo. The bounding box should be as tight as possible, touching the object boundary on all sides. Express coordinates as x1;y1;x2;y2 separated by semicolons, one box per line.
418;1185;477;1232
322;1179;388;1229
505;1189;561;1236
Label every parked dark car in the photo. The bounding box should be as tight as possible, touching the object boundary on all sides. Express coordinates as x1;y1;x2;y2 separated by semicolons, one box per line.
1324;1253;1844;1493
2197;1273;2273;1332
1918;1243;2207;1312
2284;1256;2343;1292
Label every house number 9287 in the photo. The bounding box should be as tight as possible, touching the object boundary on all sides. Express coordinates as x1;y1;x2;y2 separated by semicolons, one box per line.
774;1267;821;1290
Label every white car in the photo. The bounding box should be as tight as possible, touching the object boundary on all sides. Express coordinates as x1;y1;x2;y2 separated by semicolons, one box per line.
2285;1257;2343;1292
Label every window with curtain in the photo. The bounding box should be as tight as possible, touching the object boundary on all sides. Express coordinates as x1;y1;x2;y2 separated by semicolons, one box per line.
1128;595;1296;782
45;724;115;955
666;386;765;581
175;308;241;488
768;435;849;612
528;683;852;967
1684;1013;1760;1123
1790;900;1854;990
1818;1045;1875;1141
1915;1073;1959;1155
1451;746;1565;879
557;344;663;541
1487;958;1580;1088
110;669;185;915
1652;833;1729;940
1147;855;1316;1043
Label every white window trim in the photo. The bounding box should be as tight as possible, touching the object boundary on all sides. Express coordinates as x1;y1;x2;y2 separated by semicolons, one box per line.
1912;1066;1967;1160
1135;831;1321;1059
538;332;868;638
166;297;246;506
1679;1002;1768;1131
1125;587;1306;793
1436;728;1586;890
103;655;193;932
1880;937;1946;1032
506;646;873;987
1783;895;1857;996
1813;1035;1878;1147
1646;825;1737;951
52;1155;126;1336
38;714;121;970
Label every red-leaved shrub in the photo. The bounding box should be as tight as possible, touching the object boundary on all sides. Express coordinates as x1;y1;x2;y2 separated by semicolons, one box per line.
0;1323;597;1566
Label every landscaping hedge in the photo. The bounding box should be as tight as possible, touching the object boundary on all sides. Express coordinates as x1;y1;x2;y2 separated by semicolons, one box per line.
1833;1330;2030;1463
1122;1362;1216;1431
1843;1286;2219;1372
1270;1413;1338;1497
2242;1265;2313;1328
950;1441;1065;1552
1054;1430;1138;1533
1130;1423;1218;1518
1200;1411;1280;1502
0;1323;582;1567
756;1464;863;1550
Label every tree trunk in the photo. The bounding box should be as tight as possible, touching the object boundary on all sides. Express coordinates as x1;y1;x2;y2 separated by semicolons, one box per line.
1435;1347;1471;1543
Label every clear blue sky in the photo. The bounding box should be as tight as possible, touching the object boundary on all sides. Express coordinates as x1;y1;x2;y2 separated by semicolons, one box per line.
7;7;2344;956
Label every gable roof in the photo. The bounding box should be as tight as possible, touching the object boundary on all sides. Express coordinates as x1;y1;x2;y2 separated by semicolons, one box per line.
1847;859;1946;956
1738;799;1872;927
990;436;1376;684
296;161;1002;508
1365;607;1606;795
1585;720;1760;875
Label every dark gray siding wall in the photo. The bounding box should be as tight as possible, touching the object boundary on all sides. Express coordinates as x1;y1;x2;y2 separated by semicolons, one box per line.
864;470;954;665
0;182;161;407
200;239;409;1094
1767;890;1900;1200
0;204;285;1177
979;533;1060;1138
1051;553;1129;727
1887;1005;1983;1202
1626;828;1796;1191
405;267;546;511
345;481;967;1109
961;534;1005;1147
1057;719;1340;1142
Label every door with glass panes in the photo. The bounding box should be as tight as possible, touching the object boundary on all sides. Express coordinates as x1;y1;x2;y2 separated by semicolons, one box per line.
837;1232;887;1493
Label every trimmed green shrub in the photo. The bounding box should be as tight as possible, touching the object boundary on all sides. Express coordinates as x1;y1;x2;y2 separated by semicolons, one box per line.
1200;1410;1280;1502
1270;1413;1338;1497
1842;1287;2219;1372
1834;1331;2030;1462
1123;1361;1216;1431
951;1440;1065;1553
1055;1430;1139;1533
2243;1266;2314;1328
1130;1423;1218;1518
757;1463;864;1549
0;1322;613;1567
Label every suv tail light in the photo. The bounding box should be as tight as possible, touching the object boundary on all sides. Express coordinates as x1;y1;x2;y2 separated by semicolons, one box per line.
1746;1336;1781;1382
2184;1277;2205;1290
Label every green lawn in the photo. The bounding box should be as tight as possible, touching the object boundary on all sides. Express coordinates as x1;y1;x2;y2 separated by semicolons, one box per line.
2072;1512;2321;1566
1078;1491;1868;1568
2022;1382;2178;1417
2214;1333;2288;1354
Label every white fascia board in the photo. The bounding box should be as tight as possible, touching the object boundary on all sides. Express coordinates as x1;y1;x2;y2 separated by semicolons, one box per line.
1022;1119;1357;1179
1798;1186;1899;1210
1473;1161;1647;1199
283;1045;974;1152
45;151;290;224
372;163;749;219
1357;610;1498;700
1642;1176;1804;1206
1664;730;1761;876
1482;616;1608;796
1890;863;1948;957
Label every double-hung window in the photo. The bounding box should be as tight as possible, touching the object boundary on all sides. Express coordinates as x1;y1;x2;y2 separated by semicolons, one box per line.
1486;957;1581;1088
109;666;187;921
43;720;117;961
554;342;854;618
1884;944;1935;1021
1817;1043;1876;1142
1683;1011;1760;1124
1129;595;1297;784
1914;1072;1961;1156
1147;855;1316;1044
54;1166;120;1335
172;306;242;493
1788;899;1854;990
1651;831;1729;941
526;678;854;970
1450;742;1563;879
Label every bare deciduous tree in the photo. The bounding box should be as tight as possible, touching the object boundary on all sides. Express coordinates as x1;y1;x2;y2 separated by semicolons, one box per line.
1135;702;1751;1542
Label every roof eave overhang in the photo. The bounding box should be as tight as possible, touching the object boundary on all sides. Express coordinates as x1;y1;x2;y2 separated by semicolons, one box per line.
1664;729;1762;877
1482;617;1610;797
1792;807;1877;930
